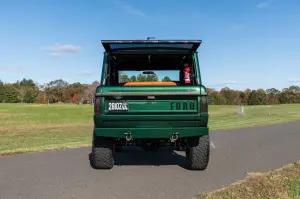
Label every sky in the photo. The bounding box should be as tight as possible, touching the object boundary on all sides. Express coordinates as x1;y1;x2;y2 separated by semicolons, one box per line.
0;0;300;91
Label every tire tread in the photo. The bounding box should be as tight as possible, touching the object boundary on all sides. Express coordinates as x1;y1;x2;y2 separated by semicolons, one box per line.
186;135;210;170
92;137;114;169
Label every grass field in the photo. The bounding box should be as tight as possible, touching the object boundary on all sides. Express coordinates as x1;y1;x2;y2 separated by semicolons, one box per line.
196;161;300;199
1;103;300;155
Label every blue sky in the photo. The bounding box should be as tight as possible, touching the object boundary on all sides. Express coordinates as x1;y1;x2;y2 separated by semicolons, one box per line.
0;0;299;90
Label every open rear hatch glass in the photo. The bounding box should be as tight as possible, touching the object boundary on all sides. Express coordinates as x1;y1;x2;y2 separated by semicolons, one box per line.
101;40;202;53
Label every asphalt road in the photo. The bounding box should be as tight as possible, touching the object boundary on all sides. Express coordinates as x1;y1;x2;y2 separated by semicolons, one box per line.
1;121;300;199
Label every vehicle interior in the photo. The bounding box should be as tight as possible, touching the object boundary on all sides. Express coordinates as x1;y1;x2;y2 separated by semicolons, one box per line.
104;54;198;86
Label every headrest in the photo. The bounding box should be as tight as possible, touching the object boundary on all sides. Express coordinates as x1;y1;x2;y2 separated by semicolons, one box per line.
124;81;177;86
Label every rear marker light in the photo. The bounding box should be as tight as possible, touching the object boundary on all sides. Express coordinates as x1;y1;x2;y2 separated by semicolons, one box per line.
95;97;100;114
201;97;208;113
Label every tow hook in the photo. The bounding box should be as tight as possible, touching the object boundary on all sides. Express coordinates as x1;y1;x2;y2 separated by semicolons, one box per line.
124;132;132;142
170;132;179;142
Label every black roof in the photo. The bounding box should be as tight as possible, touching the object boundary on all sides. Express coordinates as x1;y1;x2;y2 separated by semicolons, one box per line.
101;40;202;53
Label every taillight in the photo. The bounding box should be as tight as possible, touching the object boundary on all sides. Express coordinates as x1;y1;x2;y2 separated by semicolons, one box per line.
201;97;208;113
94;97;101;114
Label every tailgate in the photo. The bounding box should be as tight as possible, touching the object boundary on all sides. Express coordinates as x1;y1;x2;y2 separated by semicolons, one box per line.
96;86;203;115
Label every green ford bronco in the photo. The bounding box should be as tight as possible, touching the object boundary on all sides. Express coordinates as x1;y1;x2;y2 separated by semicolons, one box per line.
91;39;209;170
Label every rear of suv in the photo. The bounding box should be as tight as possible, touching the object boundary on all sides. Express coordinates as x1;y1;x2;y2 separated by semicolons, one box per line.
91;39;209;170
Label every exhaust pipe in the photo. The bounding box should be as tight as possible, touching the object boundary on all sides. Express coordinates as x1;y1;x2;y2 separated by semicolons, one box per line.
124;132;132;142
170;132;179;142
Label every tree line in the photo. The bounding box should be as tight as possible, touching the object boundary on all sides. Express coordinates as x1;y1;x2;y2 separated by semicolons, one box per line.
207;86;300;105
119;73;171;83
0;77;300;105
0;78;98;104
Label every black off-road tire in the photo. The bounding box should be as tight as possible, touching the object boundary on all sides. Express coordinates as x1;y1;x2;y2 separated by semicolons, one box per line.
91;137;114;169
185;135;210;170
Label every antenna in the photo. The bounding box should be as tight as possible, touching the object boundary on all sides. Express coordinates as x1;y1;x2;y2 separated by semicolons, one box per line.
146;37;155;40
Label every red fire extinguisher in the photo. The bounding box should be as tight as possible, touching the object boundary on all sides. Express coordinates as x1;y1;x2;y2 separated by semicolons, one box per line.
184;64;191;84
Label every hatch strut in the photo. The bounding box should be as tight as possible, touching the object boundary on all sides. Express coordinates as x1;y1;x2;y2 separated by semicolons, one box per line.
146;37;155;62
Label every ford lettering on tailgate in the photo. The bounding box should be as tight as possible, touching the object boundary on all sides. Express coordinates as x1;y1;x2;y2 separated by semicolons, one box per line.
170;101;196;110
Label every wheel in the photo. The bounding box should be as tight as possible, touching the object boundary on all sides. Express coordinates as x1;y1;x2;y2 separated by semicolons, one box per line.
185;135;210;170
91;137;114;169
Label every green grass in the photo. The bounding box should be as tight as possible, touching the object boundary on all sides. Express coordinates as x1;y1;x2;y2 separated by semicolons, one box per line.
0;104;93;155
208;104;300;130
1;103;300;155
196;161;300;199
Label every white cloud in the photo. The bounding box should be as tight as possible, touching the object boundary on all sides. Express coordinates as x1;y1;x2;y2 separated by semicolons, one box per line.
287;78;300;83
256;2;268;8
77;71;92;77
224;80;238;84
50;52;62;57
42;43;82;56
206;81;238;88
207;81;248;88
113;0;146;17
256;0;274;9
0;66;25;73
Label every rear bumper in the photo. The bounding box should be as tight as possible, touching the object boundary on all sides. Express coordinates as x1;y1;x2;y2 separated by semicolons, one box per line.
94;127;209;139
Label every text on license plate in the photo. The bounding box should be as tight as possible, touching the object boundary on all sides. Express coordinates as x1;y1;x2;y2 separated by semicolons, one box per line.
108;101;128;111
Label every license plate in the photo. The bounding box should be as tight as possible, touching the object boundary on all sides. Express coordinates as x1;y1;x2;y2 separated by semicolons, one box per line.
108;101;129;112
